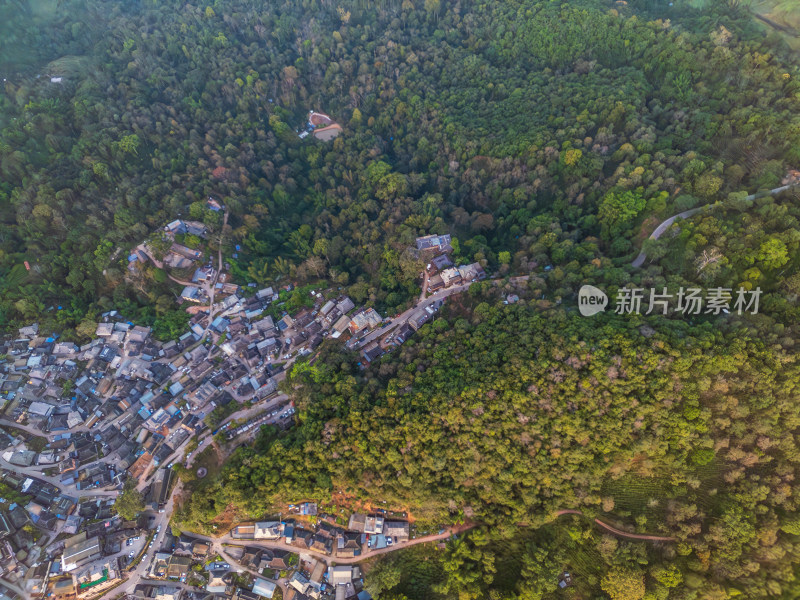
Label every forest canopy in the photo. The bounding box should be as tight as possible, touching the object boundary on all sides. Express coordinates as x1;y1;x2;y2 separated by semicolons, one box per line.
5;0;800;597
178;294;800;599
1;0;800;336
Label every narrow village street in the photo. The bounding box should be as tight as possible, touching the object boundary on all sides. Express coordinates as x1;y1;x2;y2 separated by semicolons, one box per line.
188;523;476;567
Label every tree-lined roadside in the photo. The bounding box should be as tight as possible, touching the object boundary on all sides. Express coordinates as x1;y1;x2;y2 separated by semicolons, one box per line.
632;181;800;268
554;510;675;542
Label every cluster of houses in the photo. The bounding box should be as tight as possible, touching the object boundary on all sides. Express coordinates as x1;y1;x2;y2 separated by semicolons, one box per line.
224;508;409;599
357;299;443;364
145;525;373;600
356;234;486;364
231;510;409;559
0;471;116;585
415;234;486;294
182;268;239;305
0;278;404;469
0;493;378;600
0;425;189;599
0;223;490;600
426;260;486;294
36;504;396;600
0;448;390;600
180;275;240;307
0;319;216;478
0;495;154;600
129;219;211;274
0;297;286;597
208;289;383;364
178;282;389;368
0;276;420;597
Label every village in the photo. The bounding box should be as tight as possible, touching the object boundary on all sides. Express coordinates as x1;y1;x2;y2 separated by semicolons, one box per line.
0;217;498;600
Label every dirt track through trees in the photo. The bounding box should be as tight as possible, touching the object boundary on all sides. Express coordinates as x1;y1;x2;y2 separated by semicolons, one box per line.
555;509;676;542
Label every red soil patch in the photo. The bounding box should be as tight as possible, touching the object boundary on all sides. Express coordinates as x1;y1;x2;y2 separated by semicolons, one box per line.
313;123;342;141
309;112;333;126
326;490;417;523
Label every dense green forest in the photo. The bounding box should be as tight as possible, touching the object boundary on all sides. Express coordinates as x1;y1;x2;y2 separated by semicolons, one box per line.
7;0;800;597
2;0;800;336
178;289;800;599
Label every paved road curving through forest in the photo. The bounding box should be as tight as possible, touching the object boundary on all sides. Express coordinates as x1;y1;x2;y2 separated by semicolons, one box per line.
555;509;675;542
631;207;704;268
631;182;800;268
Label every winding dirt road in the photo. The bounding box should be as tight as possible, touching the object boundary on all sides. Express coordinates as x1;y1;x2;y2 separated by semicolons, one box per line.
555;509;675;542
